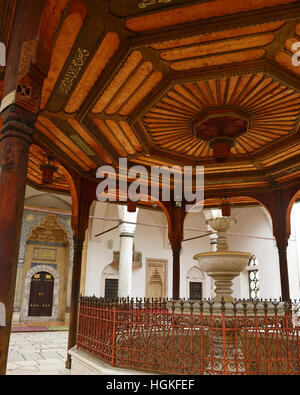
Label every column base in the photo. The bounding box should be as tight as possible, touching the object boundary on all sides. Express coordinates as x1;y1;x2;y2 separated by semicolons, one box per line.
67;347;157;375
65;355;72;369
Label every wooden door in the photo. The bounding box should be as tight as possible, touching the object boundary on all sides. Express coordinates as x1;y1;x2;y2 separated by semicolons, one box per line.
28;272;54;317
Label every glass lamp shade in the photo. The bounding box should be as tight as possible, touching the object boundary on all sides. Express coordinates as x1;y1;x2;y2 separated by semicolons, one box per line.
40;164;58;184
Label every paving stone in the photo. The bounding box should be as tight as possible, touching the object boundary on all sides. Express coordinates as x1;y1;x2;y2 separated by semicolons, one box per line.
7;331;68;375
37;363;65;372
7;352;25;362
40;351;62;359
7;362;23;371
38;358;64;366
21;352;44;361
15;365;40;372
14;360;39;367
56;350;68;358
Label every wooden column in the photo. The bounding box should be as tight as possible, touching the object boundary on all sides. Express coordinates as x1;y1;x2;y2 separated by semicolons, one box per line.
255;189;291;301
0;0;51;374
166;203;185;300
65;235;85;369
66;178;94;369
277;241;290;301
0;110;34;374
271;192;291;301
172;248;181;300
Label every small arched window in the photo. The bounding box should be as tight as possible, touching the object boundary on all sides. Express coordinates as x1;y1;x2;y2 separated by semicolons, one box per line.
186;266;205;300
248;256;259;299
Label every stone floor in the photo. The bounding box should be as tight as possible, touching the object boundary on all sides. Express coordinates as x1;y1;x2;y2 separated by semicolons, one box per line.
7;331;71;375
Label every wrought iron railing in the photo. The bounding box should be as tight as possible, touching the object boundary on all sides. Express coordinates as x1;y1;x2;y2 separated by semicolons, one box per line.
77;296;300;375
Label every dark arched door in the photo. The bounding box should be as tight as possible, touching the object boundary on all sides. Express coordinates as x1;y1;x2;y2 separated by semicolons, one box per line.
28;272;54;317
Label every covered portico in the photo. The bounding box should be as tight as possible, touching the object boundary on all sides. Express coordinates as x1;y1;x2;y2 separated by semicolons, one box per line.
1;0;300;375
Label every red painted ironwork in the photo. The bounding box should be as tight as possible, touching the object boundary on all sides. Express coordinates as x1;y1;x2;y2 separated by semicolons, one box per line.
77;297;300;375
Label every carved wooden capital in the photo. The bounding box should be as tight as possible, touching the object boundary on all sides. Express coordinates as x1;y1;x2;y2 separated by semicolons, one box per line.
273;221;290;251
0;118;33;173
73;237;84;251
0;120;33;144
15;64;44;114
1;39;45;115
276;239;288;252
172;249;181;259
169;237;182;253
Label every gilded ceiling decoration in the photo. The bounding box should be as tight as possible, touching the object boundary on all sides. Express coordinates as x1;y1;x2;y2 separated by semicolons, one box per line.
2;0;300;197
124;0;297;32
142;74;300;160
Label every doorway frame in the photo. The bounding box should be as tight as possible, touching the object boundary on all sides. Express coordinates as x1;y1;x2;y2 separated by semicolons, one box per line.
21;264;60;322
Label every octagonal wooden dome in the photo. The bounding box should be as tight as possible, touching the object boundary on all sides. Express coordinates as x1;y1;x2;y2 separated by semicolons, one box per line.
2;0;300;196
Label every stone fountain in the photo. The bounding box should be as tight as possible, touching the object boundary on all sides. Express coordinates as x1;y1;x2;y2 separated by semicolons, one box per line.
167;215;289;374
193;216;252;302
168;214;287;318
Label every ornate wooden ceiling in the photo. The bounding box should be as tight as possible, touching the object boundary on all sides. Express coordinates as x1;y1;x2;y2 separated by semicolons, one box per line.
27;145;70;193
2;0;300;199
0;0;16;78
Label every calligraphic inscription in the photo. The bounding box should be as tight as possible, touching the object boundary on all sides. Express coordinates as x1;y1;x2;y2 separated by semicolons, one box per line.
57;48;90;96
69;135;95;156
47;18;104;112
138;0;172;9
33;247;57;261
110;0;210;17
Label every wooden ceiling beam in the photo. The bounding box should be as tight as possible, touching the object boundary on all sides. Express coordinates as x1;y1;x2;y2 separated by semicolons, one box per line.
126;3;300;47
77;41;132;121
33;131;90;179
81;116;120;167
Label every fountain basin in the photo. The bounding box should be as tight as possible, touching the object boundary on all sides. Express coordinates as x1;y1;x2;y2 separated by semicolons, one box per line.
193;250;252;302
206;217;236;233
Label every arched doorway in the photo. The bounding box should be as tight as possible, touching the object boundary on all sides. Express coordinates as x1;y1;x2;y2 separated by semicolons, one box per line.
186;266;205;299
28;272;54;317
20;214;69;322
22;264;60;321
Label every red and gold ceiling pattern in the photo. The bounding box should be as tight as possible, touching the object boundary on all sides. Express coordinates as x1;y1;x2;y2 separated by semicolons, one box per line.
2;0;300;195
28;145;69;193
142;73;300;158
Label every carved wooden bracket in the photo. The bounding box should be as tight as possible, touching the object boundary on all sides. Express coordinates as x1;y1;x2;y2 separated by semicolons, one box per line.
166;203;186;252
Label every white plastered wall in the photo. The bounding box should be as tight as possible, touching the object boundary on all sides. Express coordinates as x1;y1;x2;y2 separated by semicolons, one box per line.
287;202;300;299
84;202;300;300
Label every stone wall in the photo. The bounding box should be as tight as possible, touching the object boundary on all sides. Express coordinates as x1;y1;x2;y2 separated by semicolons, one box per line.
13;209;73;323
